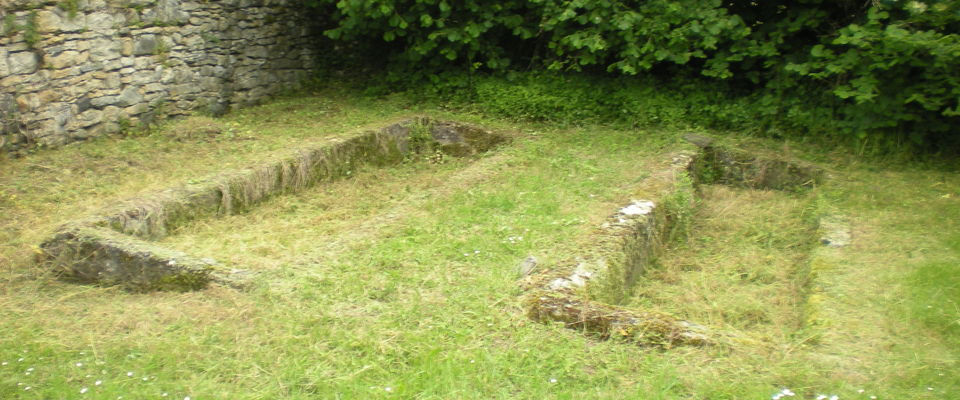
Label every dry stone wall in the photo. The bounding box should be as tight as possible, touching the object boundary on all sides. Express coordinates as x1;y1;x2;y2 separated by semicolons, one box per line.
1;0;319;156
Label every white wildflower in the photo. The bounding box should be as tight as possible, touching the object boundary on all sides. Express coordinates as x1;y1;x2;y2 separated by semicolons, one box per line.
384;387;392;392
549;378;558;383
80;387;89;394
127;371;134;377
76;362;83;367
24;386;31;391
95;380;102;386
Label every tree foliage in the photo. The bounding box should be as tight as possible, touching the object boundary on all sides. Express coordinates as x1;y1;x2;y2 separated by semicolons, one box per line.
308;0;960;152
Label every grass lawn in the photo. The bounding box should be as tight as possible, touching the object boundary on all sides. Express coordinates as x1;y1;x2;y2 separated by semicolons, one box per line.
1;91;957;399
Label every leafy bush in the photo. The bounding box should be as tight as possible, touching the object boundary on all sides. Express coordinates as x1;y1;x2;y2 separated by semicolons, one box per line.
306;0;960;154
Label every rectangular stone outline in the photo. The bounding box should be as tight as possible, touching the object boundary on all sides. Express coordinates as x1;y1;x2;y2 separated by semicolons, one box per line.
39;117;507;291
521;137;825;347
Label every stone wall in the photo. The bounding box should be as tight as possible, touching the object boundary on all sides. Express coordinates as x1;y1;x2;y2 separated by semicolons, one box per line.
0;0;319;156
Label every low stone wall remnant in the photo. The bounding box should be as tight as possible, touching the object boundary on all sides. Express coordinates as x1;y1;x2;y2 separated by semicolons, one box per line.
521;136;825;347
39;117;507;291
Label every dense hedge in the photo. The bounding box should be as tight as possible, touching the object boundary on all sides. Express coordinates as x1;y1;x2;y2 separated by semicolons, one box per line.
306;0;959;153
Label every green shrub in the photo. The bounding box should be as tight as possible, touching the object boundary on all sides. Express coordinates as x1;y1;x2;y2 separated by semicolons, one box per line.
306;0;960;154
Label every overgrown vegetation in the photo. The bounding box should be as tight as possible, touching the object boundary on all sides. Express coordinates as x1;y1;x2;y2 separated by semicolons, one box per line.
1;93;957;398
307;0;960;154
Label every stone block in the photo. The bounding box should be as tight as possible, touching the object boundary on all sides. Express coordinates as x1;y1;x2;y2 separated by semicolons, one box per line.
121;39;134;56
8;51;38;75
79;62;104;73
143;83;166;93
35;10;63;33
16;93;41;111
90;38;123;62
50;66;82;80
90;95;116;108
103;73;122;89
129;70;158;86
133;35;157;56
115;86;143;107
168;83;201;97
76;96;93;113
77;109;104;127
143;0;189;25
86;13;117;33
37;90;60;104
0;48;9;76
47;50;87;69
125;102;148;116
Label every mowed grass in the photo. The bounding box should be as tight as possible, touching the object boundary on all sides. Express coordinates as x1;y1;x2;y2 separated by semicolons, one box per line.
1;92;958;399
627;185;818;341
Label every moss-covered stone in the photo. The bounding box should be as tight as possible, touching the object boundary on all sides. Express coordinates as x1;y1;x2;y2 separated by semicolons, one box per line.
41;117;508;291
684;133;824;191
40;225;214;292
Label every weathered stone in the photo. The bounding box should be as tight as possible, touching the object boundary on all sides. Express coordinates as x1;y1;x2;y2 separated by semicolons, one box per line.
93;73;121;90
90;95;117;108
35;10;63;33
37;90;60;104
125;102;148;116
16;93;41;111
8;51;39;75
90;39;123;62
115;86;143;107
143;83;167;93
50;66;83;80
1;0;321;155
35;9;86;33
0;93;21;135
47;50;87;69
133;35;158;56
0;49;9;76
129;70;159;86
79;62;104;73
120;39;134;57
86;13;116;33
143;0;189;24
76;96;93;113
77;109;104;127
